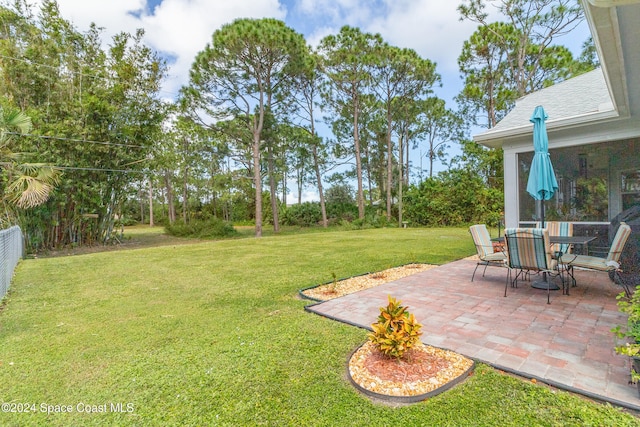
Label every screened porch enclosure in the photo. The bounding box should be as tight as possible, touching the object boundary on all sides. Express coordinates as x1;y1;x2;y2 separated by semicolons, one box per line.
518;138;640;225
516;138;640;256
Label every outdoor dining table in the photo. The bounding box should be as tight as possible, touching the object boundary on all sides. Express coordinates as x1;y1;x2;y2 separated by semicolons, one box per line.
550;235;597;254
535;235;598;290
493;235;596;252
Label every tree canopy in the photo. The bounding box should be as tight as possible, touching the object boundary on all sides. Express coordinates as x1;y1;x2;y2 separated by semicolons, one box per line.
0;0;598;247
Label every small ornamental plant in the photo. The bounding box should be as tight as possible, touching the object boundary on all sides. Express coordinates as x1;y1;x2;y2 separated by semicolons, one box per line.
329;272;339;294
612;286;640;380
368;295;423;359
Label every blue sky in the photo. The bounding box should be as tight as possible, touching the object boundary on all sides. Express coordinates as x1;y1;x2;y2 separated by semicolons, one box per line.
33;0;592;199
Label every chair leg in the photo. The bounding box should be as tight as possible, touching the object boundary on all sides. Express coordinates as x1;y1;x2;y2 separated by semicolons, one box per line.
472;262;481;282
562;267;569;296
557;259;567;296
613;270;632;298
547;277;551;304
566;265;576;287
482;263;490;278
513;269;526;288
473;260;502;282
504;268;510;297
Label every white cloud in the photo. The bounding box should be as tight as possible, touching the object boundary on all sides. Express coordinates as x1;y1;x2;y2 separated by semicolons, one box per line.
34;0;146;40
285;0;480;102
139;0;286;97
305;26;335;49
366;2;477;76
363;1;478;103
298;0;342;21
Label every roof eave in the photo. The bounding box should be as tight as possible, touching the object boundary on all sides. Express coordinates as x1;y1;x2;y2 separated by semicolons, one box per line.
583;1;631;118
587;0;640;6
473;109;621;148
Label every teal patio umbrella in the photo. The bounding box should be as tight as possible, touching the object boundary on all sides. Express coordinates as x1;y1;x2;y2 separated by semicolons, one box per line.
527;105;559;290
526;105;558;228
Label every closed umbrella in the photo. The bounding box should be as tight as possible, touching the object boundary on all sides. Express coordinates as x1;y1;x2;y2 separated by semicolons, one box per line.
526;105;558;228
527;105;558;290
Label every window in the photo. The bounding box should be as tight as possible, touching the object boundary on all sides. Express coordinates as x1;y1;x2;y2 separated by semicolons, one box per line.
622;170;640;211
518;139;640;223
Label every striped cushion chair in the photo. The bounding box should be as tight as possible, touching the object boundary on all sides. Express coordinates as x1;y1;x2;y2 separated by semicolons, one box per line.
562;222;632;289
504;227;563;304
545;221;574;257
469;224;507;282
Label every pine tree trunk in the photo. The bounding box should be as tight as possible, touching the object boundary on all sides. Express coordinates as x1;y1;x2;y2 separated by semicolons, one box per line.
398;131;404;227
354;101;365;219
148;179;154;227
267;144;280;233
386;114;393;221
312;144;328;227
182;138;189;224
253;135;263;238
164;170;176;224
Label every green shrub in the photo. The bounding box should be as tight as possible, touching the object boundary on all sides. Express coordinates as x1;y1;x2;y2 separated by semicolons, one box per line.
403;171;503;226
326;202;357;222
165;217;238;239
612;286;640;380
115;216;139;227
325;183;354;204
368;295;423;359
282;202;322;226
350;218;369;229
346;212;393;229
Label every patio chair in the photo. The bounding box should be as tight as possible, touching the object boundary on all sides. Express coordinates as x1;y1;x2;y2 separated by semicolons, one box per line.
561;222;632;292
469;224;507;282
503;227;564;304
545;221;574;257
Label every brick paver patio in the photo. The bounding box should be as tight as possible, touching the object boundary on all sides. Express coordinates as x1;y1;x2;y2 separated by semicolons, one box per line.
305;258;640;410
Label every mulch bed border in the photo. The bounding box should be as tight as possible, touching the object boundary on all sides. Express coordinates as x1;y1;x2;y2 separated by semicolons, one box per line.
298;263;434;302
346;343;476;405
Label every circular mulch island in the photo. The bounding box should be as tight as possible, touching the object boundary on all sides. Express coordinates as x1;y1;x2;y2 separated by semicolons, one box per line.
348;341;474;404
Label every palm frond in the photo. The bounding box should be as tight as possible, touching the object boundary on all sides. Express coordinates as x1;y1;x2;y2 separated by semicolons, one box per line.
3;109;32;135
0;108;59;209
16;163;62;184
2;151;26;162
6;175;55;209
4;164;61;209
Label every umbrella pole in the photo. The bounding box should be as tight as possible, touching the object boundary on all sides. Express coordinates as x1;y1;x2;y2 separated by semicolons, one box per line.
540;190;546;228
540;191;545;228
532;191;560;291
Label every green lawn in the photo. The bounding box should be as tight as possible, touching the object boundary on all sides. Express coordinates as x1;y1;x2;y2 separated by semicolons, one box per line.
0;227;638;426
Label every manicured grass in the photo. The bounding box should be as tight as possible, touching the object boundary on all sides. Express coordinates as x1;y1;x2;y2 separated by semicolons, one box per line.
0;227;638;426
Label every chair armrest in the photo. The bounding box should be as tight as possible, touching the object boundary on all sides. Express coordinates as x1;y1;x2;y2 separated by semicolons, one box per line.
605;260;620;270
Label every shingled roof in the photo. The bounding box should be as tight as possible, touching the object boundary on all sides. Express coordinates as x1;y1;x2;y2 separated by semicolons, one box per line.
474;68;615;142
496;69;611;130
